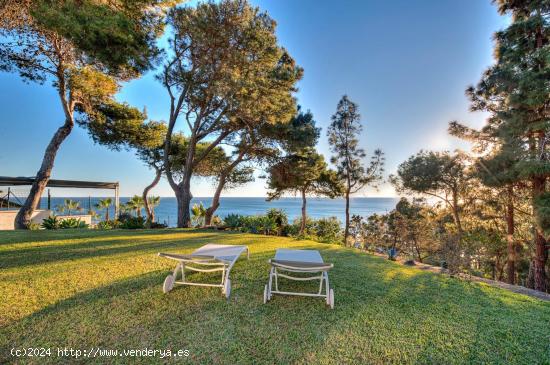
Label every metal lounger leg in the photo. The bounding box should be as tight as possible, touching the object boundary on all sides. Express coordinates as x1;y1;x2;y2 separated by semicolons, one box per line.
268;267;274;298
172;263;182;279
318;273;324;295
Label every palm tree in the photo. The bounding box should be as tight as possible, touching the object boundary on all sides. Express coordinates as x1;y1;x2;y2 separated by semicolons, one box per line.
63;199;82;216
191;202;206;227
126;195;145;217
147;196;161;223
94;198;113;221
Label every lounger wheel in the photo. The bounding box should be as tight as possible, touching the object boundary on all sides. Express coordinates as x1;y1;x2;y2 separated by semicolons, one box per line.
224;279;231;298
263;284;269;304
328;288;334;309
163;274;175;293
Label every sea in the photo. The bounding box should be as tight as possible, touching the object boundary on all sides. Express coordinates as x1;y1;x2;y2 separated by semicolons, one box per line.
36;197;399;227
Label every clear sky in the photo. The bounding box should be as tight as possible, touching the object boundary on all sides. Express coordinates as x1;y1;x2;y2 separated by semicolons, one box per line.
0;0;508;198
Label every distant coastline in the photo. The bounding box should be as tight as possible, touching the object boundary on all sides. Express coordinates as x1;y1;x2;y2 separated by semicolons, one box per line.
35;196;399;227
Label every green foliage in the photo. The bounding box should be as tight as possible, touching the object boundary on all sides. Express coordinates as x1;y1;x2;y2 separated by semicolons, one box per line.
41;215;60;230
149;222;168;229
313;217;342;244
223;214;245;230
393;151;468;199
59;218;89;229
266;208;288;235
162;0;302;227
96;220;118;230
30;0;177;75
26;222;41;231
191;202;206;227
119;216;145;229
327;96;385;195
60;199;83;216
535;192;550;235
94;198;113;221
125;195;145;217
267;149;343;201
287;216;316;237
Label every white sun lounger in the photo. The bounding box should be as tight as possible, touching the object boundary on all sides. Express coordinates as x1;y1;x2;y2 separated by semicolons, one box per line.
263;249;334;309
158;244;249;298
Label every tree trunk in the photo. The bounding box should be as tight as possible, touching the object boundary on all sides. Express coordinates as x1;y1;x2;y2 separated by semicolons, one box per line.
205;150;247;226
143;167;162;225
413;237;422;263
15;120;74;229
105;208;109;222
205;175;225;227
533;176;547;292
505;185;516;285
451;189;463;235
176;172;193;228
300;189;307;235
344;190;350;245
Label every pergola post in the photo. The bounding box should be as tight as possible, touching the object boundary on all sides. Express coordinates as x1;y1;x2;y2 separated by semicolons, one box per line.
114;183;120;219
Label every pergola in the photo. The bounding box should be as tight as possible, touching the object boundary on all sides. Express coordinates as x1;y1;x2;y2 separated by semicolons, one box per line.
0;176;120;216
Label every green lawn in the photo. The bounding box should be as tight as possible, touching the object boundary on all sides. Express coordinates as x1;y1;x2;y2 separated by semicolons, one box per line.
0;229;549;364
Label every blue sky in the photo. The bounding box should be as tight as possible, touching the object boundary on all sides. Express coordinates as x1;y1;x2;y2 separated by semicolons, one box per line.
0;0;508;197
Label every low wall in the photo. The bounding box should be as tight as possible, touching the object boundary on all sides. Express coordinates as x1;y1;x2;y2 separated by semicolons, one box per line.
0;210;51;230
0;210;92;230
56;215;93;225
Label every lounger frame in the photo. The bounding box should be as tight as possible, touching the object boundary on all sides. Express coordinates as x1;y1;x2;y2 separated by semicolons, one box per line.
264;259;334;308
159;246;249;298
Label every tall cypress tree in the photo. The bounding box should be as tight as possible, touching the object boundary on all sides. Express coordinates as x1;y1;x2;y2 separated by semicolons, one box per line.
466;0;550;291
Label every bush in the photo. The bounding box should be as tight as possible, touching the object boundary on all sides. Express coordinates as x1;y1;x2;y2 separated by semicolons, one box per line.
266;208;288;235
96;220;118;230
211;216;223;226
149;222;168;229
287;216;315;238
258;215;277;235
314;217;342;243
224;214;244;230
41;215;60;230
119;216;145;229
59;217;89;229
241;215;263;234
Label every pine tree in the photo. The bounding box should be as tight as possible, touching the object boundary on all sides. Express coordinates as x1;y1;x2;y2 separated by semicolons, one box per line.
327;95;384;245
465;0;550;292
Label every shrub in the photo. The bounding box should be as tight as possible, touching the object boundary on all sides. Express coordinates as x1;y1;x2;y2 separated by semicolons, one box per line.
241;215;263;234
211;216;223;227
314;217;342;243
266;208;288;235
287;216;315;238
119;216;145;229
59;217;89;229
27;222;41;230
96;220;118;230
149;222;168;229
224;214;244;230
41;215;60;230
258;215;277;235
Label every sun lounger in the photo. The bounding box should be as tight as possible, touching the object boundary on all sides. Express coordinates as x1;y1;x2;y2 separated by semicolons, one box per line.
158;244;249;298
263;249;334;309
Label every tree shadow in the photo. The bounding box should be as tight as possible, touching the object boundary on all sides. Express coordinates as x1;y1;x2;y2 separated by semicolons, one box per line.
0;231;229;270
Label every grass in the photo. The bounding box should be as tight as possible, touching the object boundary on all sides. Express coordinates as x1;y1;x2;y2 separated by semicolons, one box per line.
0;229;549;364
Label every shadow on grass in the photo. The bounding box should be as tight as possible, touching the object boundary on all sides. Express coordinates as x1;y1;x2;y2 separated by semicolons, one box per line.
0;231;235;270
